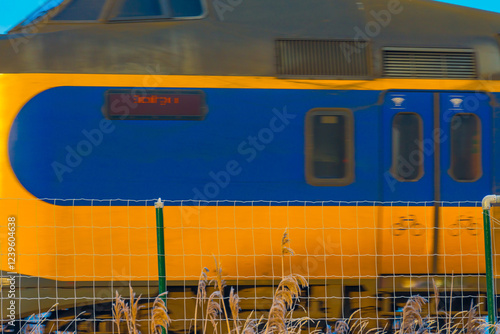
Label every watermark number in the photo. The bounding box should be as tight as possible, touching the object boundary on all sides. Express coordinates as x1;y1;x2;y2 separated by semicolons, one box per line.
6;216;16;326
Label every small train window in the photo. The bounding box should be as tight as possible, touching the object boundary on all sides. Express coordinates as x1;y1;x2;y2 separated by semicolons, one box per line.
391;113;423;181
112;0;205;20
305;109;354;186
449;113;482;181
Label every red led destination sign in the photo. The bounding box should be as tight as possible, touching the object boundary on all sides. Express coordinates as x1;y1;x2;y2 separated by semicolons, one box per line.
104;90;207;120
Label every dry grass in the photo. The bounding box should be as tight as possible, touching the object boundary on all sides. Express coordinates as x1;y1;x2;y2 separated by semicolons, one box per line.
214;256;232;334
113;286;170;334
230;287;241;333
265;274;309;334
151;292;171;334
391;281;495;334
399;296;427;334
111;231;310;334
111;232;500;334
196;267;210;334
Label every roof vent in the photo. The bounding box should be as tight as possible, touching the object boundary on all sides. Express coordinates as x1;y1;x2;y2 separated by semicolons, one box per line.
383;47;477;79
276;39;371;78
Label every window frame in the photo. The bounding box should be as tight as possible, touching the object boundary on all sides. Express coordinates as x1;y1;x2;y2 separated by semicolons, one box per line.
305;108;354;187
448;112;482;182
390;112;424;182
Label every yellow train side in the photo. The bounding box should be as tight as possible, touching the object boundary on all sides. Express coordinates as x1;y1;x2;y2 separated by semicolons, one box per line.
0;198;489;281
1;74;498;282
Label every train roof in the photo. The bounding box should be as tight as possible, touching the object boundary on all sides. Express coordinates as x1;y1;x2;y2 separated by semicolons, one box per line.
1;0;499;78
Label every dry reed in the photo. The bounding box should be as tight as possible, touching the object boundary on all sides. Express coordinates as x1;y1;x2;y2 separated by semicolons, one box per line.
151;292;171;334
195;268;210;334
230;287;241;334
113;286;170;334
110;231;500;334
113;286;144;334
399;296;426;334
214;257;232;334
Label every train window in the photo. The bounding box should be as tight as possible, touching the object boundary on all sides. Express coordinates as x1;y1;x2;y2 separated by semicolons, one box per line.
305;109;354;186
391;113;423;181
449;113;482;181
52;0;106;21
117;0;163;17
170;0;204;17
112;0;205;20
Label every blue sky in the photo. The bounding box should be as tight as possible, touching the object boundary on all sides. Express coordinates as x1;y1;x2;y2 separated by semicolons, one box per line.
0;0;499;33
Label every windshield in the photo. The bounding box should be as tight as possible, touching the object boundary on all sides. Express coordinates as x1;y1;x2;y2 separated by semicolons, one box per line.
16;0;65;28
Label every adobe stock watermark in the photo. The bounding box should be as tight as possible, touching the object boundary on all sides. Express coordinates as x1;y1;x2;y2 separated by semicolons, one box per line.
6;216;17;327
51;65;164;182
190;106;295;201
341;0;403;62
213;0;243;21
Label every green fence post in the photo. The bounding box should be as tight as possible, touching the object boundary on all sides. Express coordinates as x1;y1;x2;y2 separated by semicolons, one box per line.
155;198;167;334
483;195;499;329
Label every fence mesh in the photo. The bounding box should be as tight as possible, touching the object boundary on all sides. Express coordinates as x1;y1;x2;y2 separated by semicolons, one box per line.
0;199;496;333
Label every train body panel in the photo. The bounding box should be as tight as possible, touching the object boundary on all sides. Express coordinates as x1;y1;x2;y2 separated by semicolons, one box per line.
1;74;499;284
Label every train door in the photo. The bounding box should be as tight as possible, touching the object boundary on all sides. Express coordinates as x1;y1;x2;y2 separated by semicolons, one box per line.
436;92;492;275
379;92;436;276
378;91;493;277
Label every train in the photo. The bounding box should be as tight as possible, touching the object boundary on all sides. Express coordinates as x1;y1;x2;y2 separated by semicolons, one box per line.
1;0;500;332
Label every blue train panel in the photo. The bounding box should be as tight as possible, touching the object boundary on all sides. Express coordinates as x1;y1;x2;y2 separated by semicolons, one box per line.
9;87;496;204
9;87;381;203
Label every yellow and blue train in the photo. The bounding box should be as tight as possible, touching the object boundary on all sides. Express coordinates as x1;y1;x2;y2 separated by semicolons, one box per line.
1;0;500;332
